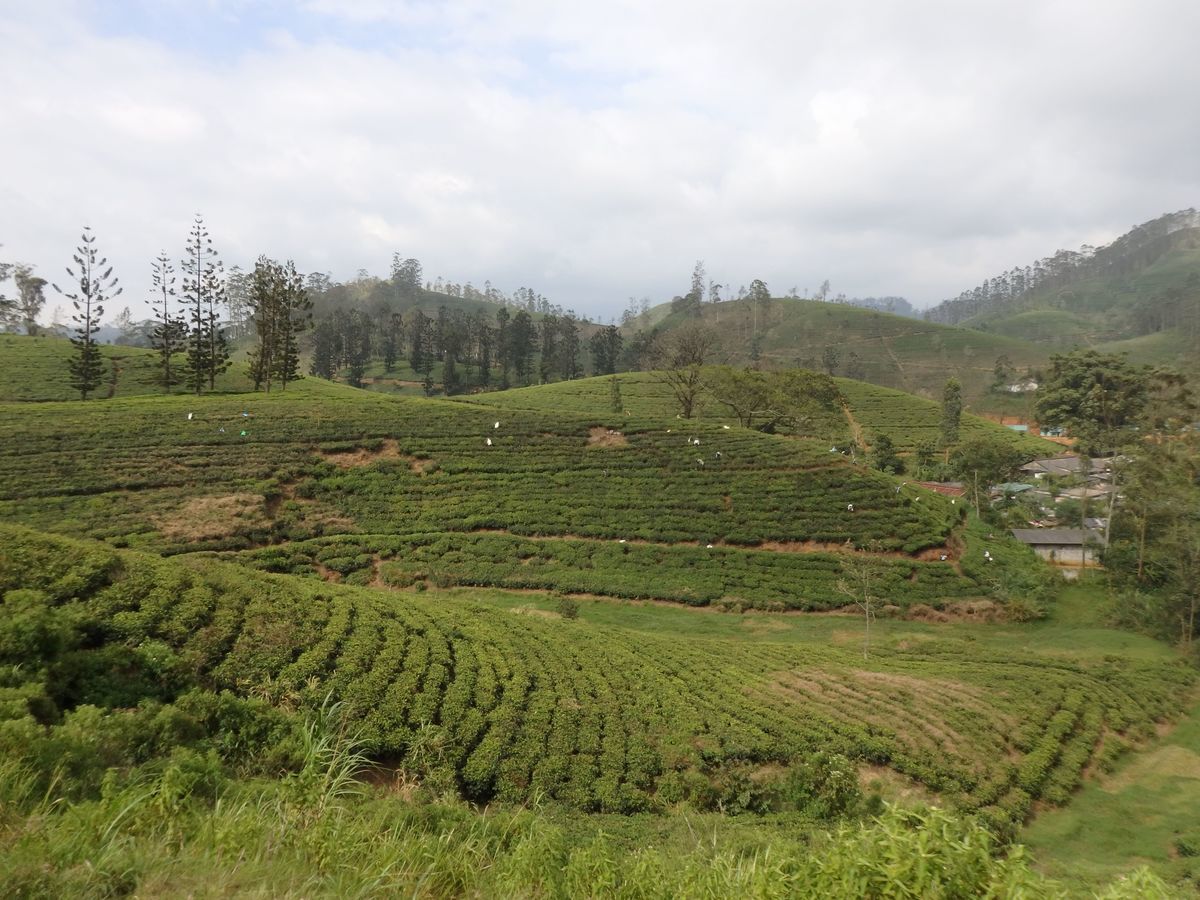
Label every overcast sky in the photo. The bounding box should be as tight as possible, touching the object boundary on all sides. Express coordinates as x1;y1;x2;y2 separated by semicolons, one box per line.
2;0;1198;322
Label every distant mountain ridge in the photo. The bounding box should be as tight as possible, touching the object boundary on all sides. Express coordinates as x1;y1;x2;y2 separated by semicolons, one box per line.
924;209;1200;361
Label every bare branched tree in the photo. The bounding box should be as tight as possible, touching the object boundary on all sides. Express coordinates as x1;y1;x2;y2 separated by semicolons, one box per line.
835;542;883;660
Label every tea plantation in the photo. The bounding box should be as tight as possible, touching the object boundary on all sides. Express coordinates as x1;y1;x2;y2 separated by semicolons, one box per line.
460;369;1053;454
1;338;1196;897
0;376;1026;616
2;525;1192;837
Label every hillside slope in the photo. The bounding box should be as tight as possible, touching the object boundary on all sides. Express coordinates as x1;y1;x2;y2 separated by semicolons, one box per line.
2;523;1191;831
462;369;1054;455
0;376;1033;614
0;334;256;401
626;297;1048;404
925;209;1200;370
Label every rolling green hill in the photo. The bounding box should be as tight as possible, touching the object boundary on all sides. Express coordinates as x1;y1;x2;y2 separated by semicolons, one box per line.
626;297;1049;405
460;369;1054;455
926;209;1200;372
0;375;1025;614
0;334;255;401
1;335;1196;895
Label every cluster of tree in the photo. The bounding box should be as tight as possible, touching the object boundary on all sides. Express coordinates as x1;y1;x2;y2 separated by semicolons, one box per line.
308;300;622;395
47;217;317;400
245;257;312;392
704;365;841;433
1129;272;1200;342
925;208;1200;329
1030;349;1199;653
0;249;48;337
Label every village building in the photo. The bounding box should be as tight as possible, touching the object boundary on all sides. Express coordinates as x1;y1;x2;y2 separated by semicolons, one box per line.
1019;455;1114;480
1010;527;1103;577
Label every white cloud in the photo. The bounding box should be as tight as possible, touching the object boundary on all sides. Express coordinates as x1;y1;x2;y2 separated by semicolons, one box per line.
1;0;1198;324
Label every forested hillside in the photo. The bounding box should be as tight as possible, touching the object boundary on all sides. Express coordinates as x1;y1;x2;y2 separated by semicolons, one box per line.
924;209;1200;369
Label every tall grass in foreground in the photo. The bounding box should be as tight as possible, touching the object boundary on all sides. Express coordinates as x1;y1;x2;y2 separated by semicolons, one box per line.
0;748;1182;898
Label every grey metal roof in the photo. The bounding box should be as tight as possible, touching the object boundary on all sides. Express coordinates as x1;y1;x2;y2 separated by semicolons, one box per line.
1010;528;1102;546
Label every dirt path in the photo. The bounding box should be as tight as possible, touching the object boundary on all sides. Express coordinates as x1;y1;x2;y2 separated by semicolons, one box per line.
879;335;915;395
841;400;868;451
348;527;957;562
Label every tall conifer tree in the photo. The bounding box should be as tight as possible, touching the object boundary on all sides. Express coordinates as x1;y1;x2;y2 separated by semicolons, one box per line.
54;227;122;400
181;215;229;394
149;253;184;391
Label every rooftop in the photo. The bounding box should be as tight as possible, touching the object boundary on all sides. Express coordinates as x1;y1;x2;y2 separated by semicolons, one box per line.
1010;528;1102;546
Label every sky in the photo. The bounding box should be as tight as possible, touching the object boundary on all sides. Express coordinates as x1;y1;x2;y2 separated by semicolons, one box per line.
2;0;1199;323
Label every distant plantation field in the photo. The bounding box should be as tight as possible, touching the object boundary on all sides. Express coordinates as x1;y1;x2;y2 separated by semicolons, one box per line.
4;525;1192;834
462;370;1053;455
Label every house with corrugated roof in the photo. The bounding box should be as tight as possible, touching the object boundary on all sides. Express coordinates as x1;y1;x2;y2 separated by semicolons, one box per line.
1010;527;1102;574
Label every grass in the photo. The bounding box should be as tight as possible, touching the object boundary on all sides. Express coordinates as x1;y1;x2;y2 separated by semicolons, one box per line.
0;334;256;401
1022;698;1200;892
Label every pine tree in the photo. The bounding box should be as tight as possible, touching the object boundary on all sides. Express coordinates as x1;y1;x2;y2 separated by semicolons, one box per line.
246;256;311;392
180;215;228;394
149;252;185;391
309;317;338;380
54;227;122;400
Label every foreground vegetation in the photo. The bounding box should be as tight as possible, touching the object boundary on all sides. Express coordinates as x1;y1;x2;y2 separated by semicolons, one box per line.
2;333;1197;895
2;527;1193;833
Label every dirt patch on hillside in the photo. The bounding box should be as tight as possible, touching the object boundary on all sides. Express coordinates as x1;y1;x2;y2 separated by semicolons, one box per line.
320;439;404;468
907;600;1002;623
755;539;955;561
858;764;938;804
510;604;560;620
319;440;436;474
587;427;629;448
157;494;270;541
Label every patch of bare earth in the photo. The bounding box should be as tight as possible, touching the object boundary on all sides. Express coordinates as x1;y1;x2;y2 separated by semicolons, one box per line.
858;764;939;806
319;439;436;474
320;439;404;468
587;426;629;448
157;494;270;541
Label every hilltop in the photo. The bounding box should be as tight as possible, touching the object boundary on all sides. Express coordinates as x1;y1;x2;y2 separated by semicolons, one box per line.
624;297;1048;405
925;209;1200;371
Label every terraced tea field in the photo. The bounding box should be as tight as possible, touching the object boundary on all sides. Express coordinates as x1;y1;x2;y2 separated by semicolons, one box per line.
462;370;1053;454
4;525;1191;834
0;377;1030;614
